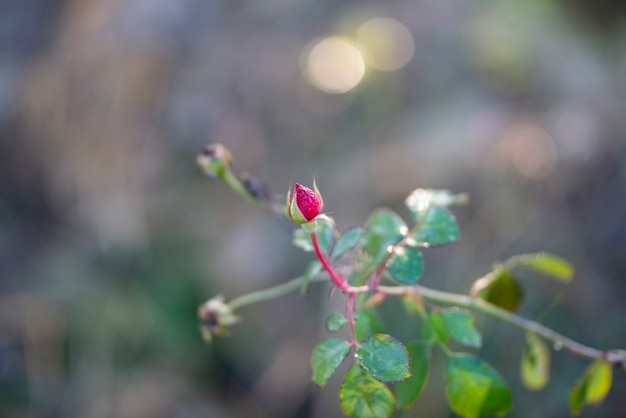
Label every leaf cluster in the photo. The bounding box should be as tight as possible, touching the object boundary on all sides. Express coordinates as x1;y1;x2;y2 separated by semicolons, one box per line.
301;189;613;417
198;147;623;418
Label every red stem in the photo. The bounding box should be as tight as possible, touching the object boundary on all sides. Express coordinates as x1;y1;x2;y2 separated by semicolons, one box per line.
310;232;350;292
370;262;387;289
311;232;361;347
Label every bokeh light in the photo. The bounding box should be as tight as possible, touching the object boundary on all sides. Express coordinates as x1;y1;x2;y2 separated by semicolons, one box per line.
356;17;415;71
497;121;557;180
303;37;365;94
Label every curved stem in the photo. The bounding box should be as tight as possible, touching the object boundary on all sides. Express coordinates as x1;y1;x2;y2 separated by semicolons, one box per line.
378;284;626;367
229;275;319;311
225;274;625;367
311;232;350;292
221;169;266;209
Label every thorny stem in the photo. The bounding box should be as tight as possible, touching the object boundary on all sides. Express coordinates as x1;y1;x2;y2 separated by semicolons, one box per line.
225;273;625;368
378;284;626;368
310;231;368;345
310;232;351;292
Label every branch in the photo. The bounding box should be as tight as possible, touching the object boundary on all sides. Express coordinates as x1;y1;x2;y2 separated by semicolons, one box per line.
228;275;313;311
378;284;626;368
224;275;625;368
311;232;350;291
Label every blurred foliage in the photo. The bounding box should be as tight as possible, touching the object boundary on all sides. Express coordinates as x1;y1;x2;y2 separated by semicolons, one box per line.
1;0;626;417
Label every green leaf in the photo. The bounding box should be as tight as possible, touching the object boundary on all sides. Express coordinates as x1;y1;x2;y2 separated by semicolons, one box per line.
507;252;574;282
332;227;366;259
310;338;351;387
409;206;460;247
569;360;613;416
405;188;469;221
362;209;407;263
354;308;386;341
326;313;348;332
470;268;524;312
385;246;424;284
446;353;512;418
339;364;396;418
356;334;410;382
423;311;449;345
520;332;550;391
301;260;322;294
395;340;430;409
583;361;613;403
442;309;482;349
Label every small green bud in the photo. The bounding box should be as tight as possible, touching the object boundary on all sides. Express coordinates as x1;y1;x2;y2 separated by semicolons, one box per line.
197;144;232;179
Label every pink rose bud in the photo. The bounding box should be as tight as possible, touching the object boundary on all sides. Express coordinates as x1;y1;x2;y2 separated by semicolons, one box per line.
287;181;324;224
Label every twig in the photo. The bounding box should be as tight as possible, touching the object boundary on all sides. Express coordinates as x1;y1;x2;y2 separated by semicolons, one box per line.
225;274;625;367
378;284;626;367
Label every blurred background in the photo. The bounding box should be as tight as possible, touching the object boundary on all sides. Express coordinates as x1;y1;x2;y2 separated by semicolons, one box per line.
1;0;626;417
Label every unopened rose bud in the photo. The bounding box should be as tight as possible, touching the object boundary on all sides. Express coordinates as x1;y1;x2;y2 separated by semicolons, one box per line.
197;144;233;179
287;181;324;224
198;295;239;343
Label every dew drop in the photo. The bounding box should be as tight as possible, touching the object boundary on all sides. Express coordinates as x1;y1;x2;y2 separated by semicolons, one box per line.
553;341;563;351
